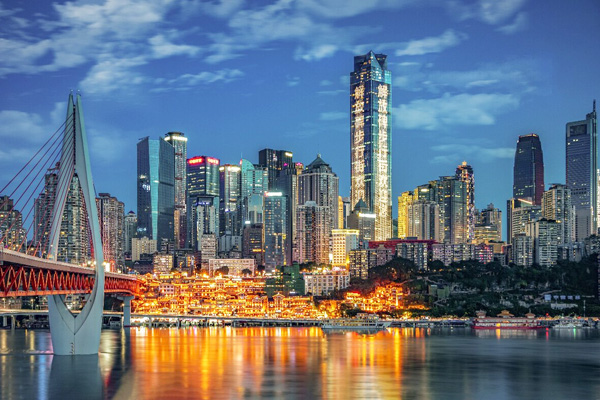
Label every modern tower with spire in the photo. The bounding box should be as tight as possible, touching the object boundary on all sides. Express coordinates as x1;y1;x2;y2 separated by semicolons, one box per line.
350;51;392;241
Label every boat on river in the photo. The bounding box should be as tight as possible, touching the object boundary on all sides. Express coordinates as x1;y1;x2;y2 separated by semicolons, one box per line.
321;313;391;331
471;310;545;330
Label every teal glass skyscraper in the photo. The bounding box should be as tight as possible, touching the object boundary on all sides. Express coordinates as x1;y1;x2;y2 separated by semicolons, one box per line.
350;51;392;241
137;137;175;243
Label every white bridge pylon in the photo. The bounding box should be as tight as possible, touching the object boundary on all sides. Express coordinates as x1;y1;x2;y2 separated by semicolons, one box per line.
47;93;105;355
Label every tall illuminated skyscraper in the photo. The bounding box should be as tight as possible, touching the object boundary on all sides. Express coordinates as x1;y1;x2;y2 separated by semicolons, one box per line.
186;155;220;249
137;137;175;244
566;101;598;240
96;193;124;270
164;132;188;249
258;148;293;190
513;134;544;205
350;51;392;241
298;154;339;234
455;162;475;243
219;164;241;237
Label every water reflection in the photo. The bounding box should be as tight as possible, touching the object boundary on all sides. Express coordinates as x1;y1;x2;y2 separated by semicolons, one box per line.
0;327;599;399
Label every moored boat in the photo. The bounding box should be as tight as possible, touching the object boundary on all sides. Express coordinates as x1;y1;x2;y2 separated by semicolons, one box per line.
321;313;391;331
472;310;545;330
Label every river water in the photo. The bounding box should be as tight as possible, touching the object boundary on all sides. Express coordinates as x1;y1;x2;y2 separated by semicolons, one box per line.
0;327;599;399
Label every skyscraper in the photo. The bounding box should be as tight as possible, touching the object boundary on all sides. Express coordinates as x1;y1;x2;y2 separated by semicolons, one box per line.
258;149;293;190
164;132;188;249
456;161;475;243
274;163;303;266
433;176;467;244
0;196;25;251
513;134;545;205
350;51;392;241
96;193;124;271
137;137;175;243
295;201;330;265
186;155;220;249
263;191;287;269
542;184;573;245
219;164;241;236
298;154;339;234
566;101;598;240
123;211;137;257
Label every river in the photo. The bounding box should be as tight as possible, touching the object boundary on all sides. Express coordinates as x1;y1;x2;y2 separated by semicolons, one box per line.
1;327;599;399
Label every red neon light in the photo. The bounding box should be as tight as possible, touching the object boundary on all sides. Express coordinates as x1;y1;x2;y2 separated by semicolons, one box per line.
207;157;219;165
188;157;204;165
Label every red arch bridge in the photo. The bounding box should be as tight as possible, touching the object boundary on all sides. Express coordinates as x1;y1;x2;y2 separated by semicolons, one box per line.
0;248;141;297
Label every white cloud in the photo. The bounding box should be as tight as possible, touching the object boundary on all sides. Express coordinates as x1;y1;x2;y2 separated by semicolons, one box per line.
287;76;301;87
320;111;346;121
195;0;245;18
148;34;201;58
394;92;519;131
0;110;45;141
447;0;527;25
395;30;467;57
169;69;244;85
298;0;415;18
79;57;148;94
497;12;528;34
295;44;338;61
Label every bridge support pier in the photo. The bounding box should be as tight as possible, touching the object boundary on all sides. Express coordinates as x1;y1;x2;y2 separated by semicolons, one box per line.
118;296;134;328
2;316;7;328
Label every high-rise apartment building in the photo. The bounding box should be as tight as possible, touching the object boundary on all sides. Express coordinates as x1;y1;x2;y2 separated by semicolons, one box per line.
346;200;375;243
526;218;559;267
566;102;597;240
275;163;303;266
513;134;544;205
295;201;330;265
507;198;541;245
264;191;288;269
137;137;175;243
350;51;392;241
542;184;573;245
123;211;137;257
474;204;502;243
0;196;25;251
433;176;467;244
407;200;441;242
96;193;124;270
397;191;413;239
331;229;359;267
455;162;475;243
164;132;188;249
242;223;264;266
258;149;293;190
298;154;339;235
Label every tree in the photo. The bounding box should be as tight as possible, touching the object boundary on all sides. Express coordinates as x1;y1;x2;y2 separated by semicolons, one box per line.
215;266;229;276
241;268;253;276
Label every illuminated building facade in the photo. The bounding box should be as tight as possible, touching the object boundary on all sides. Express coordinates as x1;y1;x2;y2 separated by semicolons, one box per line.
350;51;392;241
275;163;303;265
258;148;293;190
164;132;188;249
542;184;573;245
240;159;268;225
123;211;137;257
96;193;124;270
208;258;256;276
0;196;25;251
264;192;288;269
295;201;330;265
507;198;541;245
513;134;544;205
526;218;559;267
346;200;375;243
219;164;241;236
474;204;502;243
433;176;467;244
455;161;475;243
298;154;339;234
407;200;441;242
566;102;598;240
137;136;175;243
331;229;359;267
512;234;534;267
186;155;220;248
303;270;350;296
397;191;413;239
242;223;264;266
131;236;157;262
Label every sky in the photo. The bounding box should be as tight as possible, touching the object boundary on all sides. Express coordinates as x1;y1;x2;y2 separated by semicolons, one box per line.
0;0;599;240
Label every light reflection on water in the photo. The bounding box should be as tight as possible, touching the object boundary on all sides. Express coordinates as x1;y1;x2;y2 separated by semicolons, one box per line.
1;327;599;399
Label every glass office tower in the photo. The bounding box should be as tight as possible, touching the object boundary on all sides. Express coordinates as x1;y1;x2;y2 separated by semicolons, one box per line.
137;137;175;243
513;134;544;205
164;132;188;248
350;51;392;241
566;102;598;240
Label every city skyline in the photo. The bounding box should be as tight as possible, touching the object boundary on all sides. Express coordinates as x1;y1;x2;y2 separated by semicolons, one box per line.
0;0;599;231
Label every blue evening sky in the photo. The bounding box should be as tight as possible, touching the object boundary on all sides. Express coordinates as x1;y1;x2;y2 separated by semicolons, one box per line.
0;0;599;240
